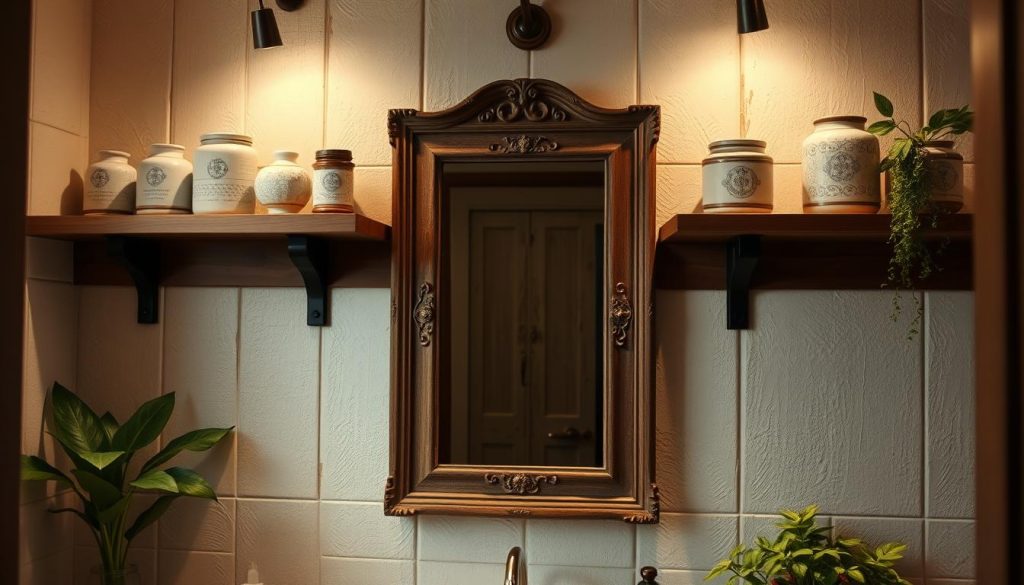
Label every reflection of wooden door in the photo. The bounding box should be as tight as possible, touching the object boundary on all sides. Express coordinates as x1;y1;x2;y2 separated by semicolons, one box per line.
468;210;602;466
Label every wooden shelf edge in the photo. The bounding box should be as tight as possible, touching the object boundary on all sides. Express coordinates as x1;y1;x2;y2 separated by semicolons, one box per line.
26;213;391;241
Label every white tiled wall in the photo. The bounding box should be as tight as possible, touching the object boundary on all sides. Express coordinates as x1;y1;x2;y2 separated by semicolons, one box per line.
21;1;977;584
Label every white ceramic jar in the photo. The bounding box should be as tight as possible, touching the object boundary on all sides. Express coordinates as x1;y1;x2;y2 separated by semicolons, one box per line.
84;150;136;215
923;140;964;213
802;116;881;214
137;144;193;214
702;139;774;213
192;133;257;214
255;151;312;214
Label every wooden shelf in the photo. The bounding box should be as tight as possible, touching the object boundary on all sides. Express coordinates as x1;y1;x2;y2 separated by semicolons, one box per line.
25;214;391;326
26;213;390;241
655;213;974;328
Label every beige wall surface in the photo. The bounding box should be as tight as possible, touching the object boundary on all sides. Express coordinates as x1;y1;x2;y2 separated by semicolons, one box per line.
20;1;976;584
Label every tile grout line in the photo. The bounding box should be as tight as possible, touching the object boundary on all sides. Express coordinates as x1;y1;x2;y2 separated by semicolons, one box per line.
233;287;242;582
922;290;931;577
419;0;426;111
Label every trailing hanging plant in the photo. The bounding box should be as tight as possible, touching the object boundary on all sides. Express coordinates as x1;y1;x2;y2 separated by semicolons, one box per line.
21;382;233;585
868;91;972;337
705;505;911;585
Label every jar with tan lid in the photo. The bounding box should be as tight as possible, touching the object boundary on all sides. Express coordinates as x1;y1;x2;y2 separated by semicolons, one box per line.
312;149;354;213
802;115;881;213
193;133;257;214
922;140;964;212
702;139;774;213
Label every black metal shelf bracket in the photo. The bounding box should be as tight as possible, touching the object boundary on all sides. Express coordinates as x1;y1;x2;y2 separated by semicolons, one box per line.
106;236;161;324
726;235;761;330
287;235;330;326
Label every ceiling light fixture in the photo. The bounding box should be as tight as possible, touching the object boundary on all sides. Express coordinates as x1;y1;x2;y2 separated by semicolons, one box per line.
251;0;304;50
737;0;769;34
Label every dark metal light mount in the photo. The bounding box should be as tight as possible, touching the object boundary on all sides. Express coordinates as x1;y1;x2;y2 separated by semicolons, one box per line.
737;0;769;34
252;0;305;50
275;0;304;10
506;0;551;50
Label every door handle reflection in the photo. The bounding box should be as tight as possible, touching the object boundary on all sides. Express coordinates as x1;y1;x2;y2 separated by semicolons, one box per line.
546;427;592;441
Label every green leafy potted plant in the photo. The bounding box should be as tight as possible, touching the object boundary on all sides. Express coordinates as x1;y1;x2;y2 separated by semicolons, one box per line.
705;505;911;585
21;382;233;585
868;92;973;336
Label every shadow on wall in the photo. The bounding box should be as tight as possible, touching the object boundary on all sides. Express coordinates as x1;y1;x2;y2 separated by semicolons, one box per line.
60;170;83;215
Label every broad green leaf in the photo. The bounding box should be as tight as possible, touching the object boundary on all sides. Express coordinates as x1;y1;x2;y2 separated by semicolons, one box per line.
140;427;234;475
77;450;125;470
20;455;71;485
49;506;98;530
50;382;107;454
99;412;119;443
791;548;813;558
112;393;175;453
867;120;896;136
847;568;865;583
873;92;894;117
928;108;949;129
165;467;216;500
130;469;180;493
125;494;178;541
96;495;131;525
72;469;123;511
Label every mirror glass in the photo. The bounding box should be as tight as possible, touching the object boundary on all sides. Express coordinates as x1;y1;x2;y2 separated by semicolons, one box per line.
441;160;606;468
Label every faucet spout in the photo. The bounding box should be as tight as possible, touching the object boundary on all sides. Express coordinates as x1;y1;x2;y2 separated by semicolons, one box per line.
504;546;527;585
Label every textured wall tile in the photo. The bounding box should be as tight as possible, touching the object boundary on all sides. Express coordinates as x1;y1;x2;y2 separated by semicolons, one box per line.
246;0;326;164
77;286;163;420
171;0;248;157
832;517;924;577
655;165;701;225
418;516;524;562
28;121;87;216
31;0;91;135
320;502;414;559
532;0;637;107
530;565;634;585
742;291;923;516
654;569;729;585
740;514;831;544
926;292;975;519
236;499;319;585
925;520;974;579
322;557;415;585
158;550;235;585
526;519;634;568
90;0;173;162
742;0;921;163
163;288;239;496
327;0;422;166
20;547;73;585
640;0;739;163
923;0;972;162
771;164;803;214
321;289;390;501
158;498;235;553
655;292;738;513
636;513;737;571
417;561;505;585
238;289;320;499
74;547;157;585
424;0;528;110
25;238;73;283
19;493;74;564
353;167;392;225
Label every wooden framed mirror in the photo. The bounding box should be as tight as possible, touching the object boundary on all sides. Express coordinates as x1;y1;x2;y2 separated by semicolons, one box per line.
386;79;659;522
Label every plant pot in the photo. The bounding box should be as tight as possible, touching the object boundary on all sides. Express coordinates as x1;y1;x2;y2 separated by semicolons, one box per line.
89;564;141;585
255;150;312;214
922;140;964;212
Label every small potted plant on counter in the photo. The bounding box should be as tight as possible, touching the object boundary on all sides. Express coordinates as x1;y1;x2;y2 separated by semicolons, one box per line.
705;505;911;585
868;91;973;337
21;382;233;585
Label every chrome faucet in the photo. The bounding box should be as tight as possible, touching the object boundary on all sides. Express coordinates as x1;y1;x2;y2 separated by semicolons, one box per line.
504;546;527;585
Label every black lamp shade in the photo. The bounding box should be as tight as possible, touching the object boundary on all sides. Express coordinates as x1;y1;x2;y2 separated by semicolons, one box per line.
737;0;769;34
251;8;283;49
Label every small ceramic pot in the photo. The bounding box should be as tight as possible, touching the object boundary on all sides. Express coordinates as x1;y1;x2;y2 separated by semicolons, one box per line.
802;116;881;214
255;151;312;214
84;150;136;215
137;144;193;214
193;133;258;214
312;149;355;213
923;140;964;213
702;139;773;213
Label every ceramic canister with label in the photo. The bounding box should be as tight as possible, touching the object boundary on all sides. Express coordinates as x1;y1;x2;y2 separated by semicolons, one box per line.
922;140;964;213
701;139;774;213
192;133;258;214
84;150;136;215
802;116;881;213
312;149;354;213
137;144;193;214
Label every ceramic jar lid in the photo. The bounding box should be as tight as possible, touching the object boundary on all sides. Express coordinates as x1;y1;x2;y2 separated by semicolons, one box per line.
812;115;867;126
200;132;253;146
316;149;352;161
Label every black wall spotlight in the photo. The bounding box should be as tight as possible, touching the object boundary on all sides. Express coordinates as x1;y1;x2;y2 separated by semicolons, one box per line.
506;0;551;50
252;0;305;50
737;0;769;34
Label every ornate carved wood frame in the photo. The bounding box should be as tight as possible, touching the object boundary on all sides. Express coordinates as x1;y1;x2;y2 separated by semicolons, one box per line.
387;79;659;522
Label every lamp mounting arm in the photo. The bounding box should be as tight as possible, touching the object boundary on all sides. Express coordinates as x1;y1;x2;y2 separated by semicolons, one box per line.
506;0;551;50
